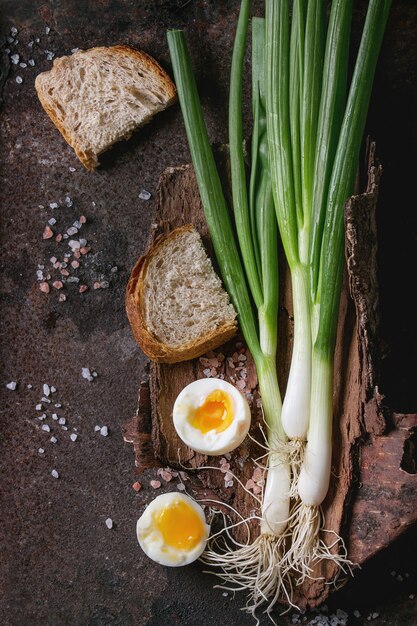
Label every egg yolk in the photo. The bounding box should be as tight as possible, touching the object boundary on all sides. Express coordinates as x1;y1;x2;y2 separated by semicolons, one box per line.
191;390;234;434
154;499;205;550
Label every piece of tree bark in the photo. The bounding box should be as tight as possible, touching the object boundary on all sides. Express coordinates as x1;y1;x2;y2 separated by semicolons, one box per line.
124;146;417;608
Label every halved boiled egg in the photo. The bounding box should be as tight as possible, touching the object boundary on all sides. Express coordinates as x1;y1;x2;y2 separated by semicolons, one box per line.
173;378;251;455
137;492;210;566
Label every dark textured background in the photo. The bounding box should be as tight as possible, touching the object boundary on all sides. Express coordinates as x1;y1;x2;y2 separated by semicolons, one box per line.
0;2;416;625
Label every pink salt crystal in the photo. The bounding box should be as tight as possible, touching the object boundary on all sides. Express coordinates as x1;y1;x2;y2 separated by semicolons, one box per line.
73;251;81;260
42;226;54;239
59;293;66;302
79;215;87;224
39;282;50;293
150;480;161;489
219;457;227;465
71;260;80;269
253;484;262;495
160;470;173;482
53;261;60;269
132;481;142;492
79;285;88;293
253;467;263;482
245;479;255;490
52;280;63;290
80;247;90;255
93;282;101;290
55;234;63;242
220;463;230;474
224;472;233;482
60;269;70;277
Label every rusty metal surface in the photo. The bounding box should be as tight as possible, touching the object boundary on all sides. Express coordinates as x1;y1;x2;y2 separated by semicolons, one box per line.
0;2;416;626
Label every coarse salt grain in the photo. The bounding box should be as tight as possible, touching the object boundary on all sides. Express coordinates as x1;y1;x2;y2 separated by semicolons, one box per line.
52;413;58;420
59;294;66;302
94;425;101;432
11;53;19;64
150;480;161;489
41;397;51;403
105;518;113;529
41;424;50;432
27;384;33;389
132;481;142;492
69;167;76;172
58;417;66;425
69;240;80;250
176;483;186;491
6;381;17;390
53;281;63;290
15;75;23;84
100;426;108;437
28;59;35;66
54;402;62;408
70;434;77;442
45;26;50;34
50;386;56;393
38;448;45;454
38;414;46;421
50;436;57;443
81;367;94;382
56;234;63;242
10;27;18;36
139;190;151;200
93;282;101;290
49;202;59;209
19;62;27;68
36;404;42;411
51;469;59;479
79;285;88;293
43;383;50;396
43;226;54;239
67;226;78;236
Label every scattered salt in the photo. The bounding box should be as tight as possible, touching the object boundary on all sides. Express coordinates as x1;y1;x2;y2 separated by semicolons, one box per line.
105;518;113;529
27;384;33;389
70;433;78;442
150;480;161;489
50;436;57;443
51;469;59;479
36;403;42;411
52;413;58;420
176;483;186;491
10;27;18;36
48;218;57;226
65;195;73;207
139;190;151;200
353;610;361;618
6;381;17;390
49;202;59;209
28;59;35;66
58;417;66;425
69;167;76;172
19;62;27;68
38;448;45;454
100;426;108;437
11;53;19;64
41;424;50;432
132;481;142;492
43;383;50;396
54;402;62;408
94;425;101;432
50;386;56;393
81;367;94;382
67;226;78;236
45;26;50;34
41;397;51;403
45;50;55;61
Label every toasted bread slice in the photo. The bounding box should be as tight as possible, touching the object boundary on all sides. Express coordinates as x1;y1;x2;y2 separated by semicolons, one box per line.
35;45;176;170
126;225;237;363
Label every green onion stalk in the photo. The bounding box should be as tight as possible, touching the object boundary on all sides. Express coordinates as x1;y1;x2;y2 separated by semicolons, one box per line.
168;6;293;616
266;0;391;581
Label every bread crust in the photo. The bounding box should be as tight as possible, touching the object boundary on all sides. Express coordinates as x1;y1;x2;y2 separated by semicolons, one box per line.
126;225;237;363
35;45;177;171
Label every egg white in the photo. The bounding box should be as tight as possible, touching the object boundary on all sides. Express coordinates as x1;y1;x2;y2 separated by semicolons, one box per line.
137;492;210;567
173;378;251;456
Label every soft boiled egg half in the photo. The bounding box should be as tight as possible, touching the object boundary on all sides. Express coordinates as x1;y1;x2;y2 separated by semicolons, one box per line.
173;378;251;455
137;492;210;566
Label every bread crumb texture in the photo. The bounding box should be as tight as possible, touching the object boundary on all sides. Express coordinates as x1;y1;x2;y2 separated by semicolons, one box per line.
35;46;176;170
143;228;236;346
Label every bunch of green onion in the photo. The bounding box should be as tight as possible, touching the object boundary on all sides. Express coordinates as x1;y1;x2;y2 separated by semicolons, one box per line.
168;0;391;616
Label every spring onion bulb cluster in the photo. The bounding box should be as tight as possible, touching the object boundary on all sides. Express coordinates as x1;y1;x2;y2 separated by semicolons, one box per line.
266;0;391;581
168;0;390;616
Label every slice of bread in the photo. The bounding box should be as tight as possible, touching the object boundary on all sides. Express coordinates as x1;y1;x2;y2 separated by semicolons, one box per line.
126;225;237;363
35;45;176;170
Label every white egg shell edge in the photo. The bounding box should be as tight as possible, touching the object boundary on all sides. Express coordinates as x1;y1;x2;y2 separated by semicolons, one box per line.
172;377;251;456
136;492;210;567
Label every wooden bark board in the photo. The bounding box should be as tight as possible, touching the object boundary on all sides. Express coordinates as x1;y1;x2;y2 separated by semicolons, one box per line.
123;148;417;608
